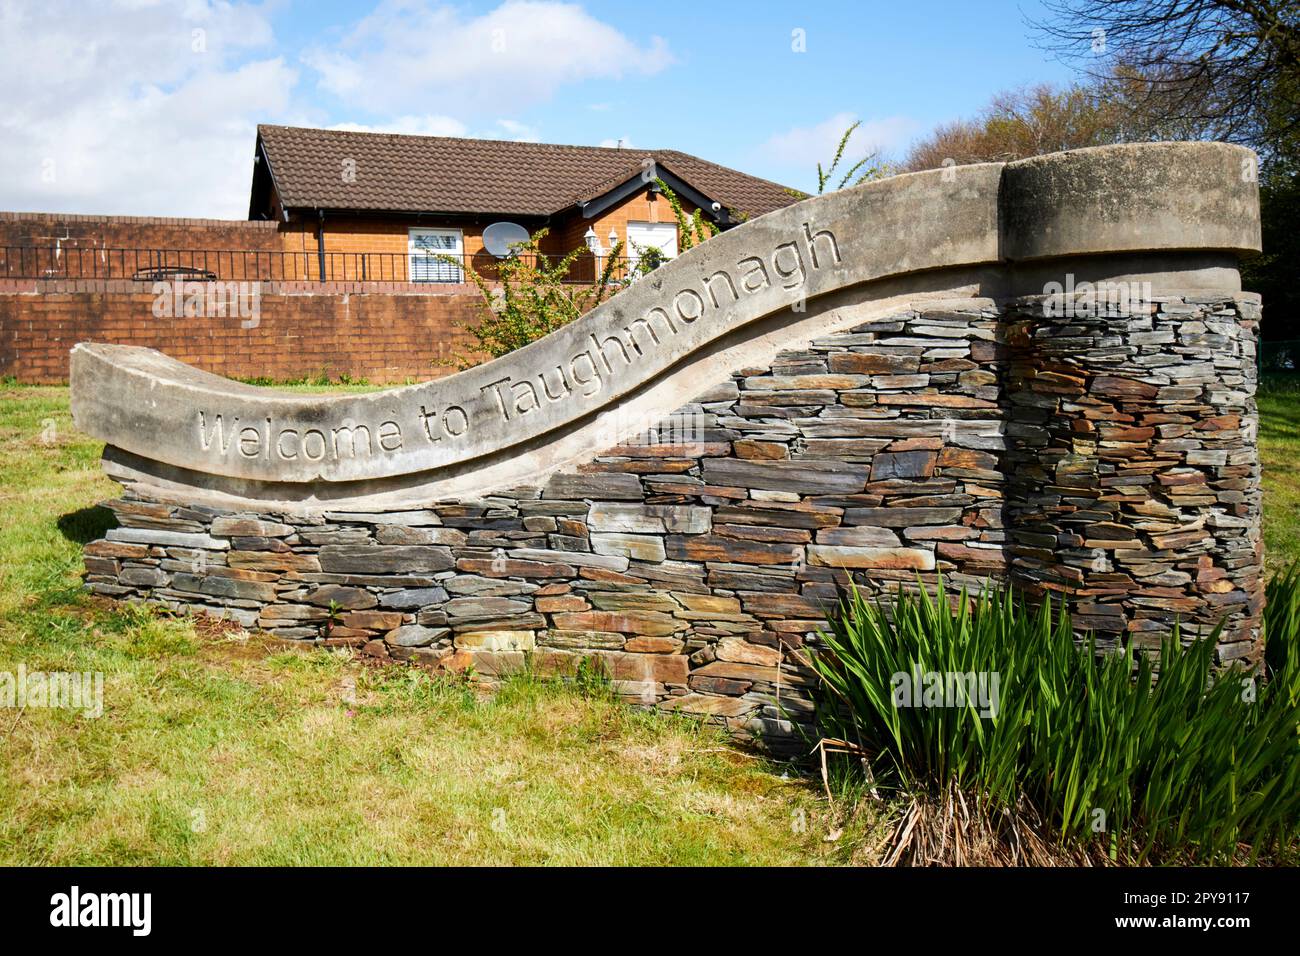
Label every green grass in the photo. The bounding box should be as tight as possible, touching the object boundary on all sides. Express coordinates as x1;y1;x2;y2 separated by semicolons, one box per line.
0;384;882;866
1260;374;1300;570
4;379;1296;866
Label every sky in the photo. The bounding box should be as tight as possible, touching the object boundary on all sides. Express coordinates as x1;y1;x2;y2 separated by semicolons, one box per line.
0;0;1083;218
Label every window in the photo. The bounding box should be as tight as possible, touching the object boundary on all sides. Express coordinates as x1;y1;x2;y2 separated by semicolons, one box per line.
408;227;464;283
625;221;678;272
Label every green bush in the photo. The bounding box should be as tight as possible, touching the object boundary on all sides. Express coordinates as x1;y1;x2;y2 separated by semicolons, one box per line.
808;578;1300;863
444;228;624;364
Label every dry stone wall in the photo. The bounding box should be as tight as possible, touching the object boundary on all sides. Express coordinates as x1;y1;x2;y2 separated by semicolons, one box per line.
70;143;1268;746
84;291;1264;745
1004;291;1263;657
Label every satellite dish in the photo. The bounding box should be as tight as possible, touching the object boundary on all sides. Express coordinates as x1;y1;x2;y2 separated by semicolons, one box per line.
482;221;530;259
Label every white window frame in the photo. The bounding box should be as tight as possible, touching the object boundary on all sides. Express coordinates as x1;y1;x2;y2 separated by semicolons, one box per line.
625;221;678;273
408;227;464;283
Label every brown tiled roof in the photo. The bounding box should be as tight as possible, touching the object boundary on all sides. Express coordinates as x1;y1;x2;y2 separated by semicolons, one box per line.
256;124;799;221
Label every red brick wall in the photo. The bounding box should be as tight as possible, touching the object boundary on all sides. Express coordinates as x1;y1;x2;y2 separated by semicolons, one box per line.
0;278;486;384
0;211;284;249
0;212;287;284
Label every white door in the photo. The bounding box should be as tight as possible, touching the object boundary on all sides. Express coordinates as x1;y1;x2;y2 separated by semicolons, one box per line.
408;227;464;283
625;221;677;270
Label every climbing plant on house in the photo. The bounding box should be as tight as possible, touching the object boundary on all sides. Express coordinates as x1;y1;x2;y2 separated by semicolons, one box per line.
441;228;624;364
654;178;718;251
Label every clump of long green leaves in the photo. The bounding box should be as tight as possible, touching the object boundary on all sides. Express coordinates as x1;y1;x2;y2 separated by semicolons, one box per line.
1265;562;1300;705
808;577;1300;864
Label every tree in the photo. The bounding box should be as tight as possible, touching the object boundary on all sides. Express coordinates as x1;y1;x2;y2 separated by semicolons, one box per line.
1030;0;1300;161
1029;1;1300;340
902;82;1127;171
1241;155;1300;344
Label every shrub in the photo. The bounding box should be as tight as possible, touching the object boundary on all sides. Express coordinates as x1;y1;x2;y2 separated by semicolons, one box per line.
630;244;669;276
807;577;1300;864
444;228;624;364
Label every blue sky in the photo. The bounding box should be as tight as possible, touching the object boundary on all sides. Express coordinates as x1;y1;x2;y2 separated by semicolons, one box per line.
0;0;1082;217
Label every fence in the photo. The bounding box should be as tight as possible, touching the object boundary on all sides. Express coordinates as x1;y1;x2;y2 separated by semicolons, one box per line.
0;245;637;285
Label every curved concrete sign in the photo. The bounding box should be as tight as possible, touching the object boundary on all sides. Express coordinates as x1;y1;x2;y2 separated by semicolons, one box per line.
71;142;1260;511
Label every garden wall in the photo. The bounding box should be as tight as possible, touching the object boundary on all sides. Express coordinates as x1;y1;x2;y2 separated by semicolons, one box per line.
81;291;1263;746
68;142;1267;746
0;210;283;253
0;279;484;383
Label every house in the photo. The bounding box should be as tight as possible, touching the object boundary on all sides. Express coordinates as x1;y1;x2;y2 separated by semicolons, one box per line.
248;124;801;283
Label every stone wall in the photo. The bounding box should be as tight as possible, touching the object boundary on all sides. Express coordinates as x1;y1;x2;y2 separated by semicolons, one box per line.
1005;292;1263;658
83;291;1264;745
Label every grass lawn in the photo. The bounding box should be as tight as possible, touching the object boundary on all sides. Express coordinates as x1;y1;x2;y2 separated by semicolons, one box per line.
1260;375;1300;571
0;384;882;866
2;377;1294;866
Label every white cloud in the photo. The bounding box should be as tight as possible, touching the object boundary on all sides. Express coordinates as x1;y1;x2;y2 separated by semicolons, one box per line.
0;0;670;218
0;0;294;217
495;119;540;142
329;116;469;137
329;116;542;143
598;136;634;149
302;0;673;114
759;112;921;170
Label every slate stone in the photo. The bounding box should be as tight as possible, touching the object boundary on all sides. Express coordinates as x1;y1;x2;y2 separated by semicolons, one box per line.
551;611;678;636
306;585;378;610
587;591;679;614
702;459;870;495
386;625;450;648
375;525;468;546
259;604;329;622
587;503;710;534
171;573;277;603
815;526;902;547
444;575;537;597
210;517;293;538
326;510;440;526
870;450;937;481
542;629;627;650
445;596;532;622
808;546;937;570
119;566;169;587
543;473;643;500
378;587;449;609
317;545;454;574
842;507;964;527
590;532;667;562
508;548;629;572
107;527;229;550
453;630;536;651
665;534;801;566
